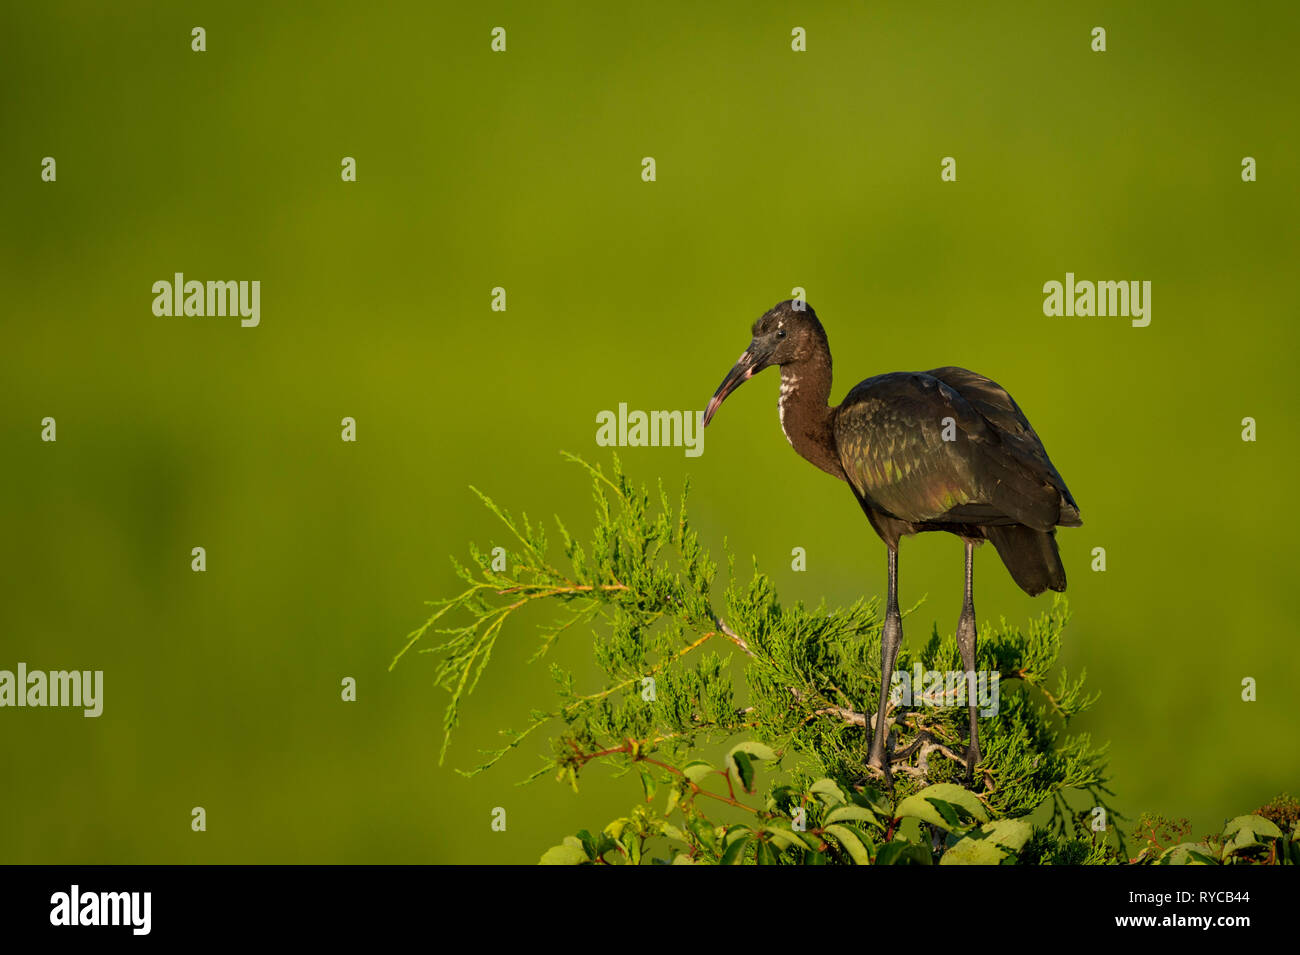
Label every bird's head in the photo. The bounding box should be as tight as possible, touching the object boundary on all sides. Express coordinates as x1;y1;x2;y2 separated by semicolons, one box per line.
703;300;827;426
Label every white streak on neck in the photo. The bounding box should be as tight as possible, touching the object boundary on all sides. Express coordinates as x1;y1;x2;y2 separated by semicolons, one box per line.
778;370;798;448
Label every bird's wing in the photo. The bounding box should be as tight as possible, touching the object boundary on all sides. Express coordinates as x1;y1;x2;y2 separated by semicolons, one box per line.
834;371;1075;530
925;366;1080;523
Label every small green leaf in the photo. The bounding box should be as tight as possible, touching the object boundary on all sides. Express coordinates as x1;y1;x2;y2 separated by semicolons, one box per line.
603;818;628;840
875;839;932;865
853;785;892;818
723;824;753;843
1223;814;1283;840
941;838;1007;865
1220;814;1282;862
762;825;806;852
730;750;755;792
620;830;643;865
688;816;719;851
594;832;618;857
895;784;988;831
809;778;847;807
540;842;588;865
720;834;751;865
728;740;777;762
929;798;965;829
659;823;687;844
941;818;1033;865
824;824;871;865
917;783;989;820
756;840;778;865
1157;842;1218;866
725;742;773;793
985;819;1032;852
893;796;958;831
640;770;656;803
766;784;799;814
683;761;716;784
825;805;881;829
665;784;682;816
790;828;825;851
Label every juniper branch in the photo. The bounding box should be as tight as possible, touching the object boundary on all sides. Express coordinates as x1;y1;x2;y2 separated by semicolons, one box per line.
400;453;1112;836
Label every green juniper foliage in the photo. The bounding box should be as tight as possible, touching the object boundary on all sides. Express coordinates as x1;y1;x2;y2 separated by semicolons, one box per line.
397;455;1292;865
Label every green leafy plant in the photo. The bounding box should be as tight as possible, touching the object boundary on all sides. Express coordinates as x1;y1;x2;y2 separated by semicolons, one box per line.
1129;808;1298;866
396;455;1288;865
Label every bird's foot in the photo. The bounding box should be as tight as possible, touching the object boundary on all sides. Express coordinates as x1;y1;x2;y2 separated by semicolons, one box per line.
865;744;896;790
866;711;894;771
888;734;924;763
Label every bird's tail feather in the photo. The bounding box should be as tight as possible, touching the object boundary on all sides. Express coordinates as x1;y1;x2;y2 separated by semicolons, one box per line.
985;525;1066;596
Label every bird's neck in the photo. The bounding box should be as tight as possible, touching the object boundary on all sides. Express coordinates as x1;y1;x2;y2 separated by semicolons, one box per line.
779;360;846;480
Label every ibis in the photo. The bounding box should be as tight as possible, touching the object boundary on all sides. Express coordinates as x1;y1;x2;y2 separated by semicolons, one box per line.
703;300;1081;785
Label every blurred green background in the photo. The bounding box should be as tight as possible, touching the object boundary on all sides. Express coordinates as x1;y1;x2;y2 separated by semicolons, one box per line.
2;1;1296;863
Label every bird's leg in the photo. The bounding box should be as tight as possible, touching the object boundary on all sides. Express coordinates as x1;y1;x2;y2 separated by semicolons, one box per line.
956;539;981;786
867;545;902;775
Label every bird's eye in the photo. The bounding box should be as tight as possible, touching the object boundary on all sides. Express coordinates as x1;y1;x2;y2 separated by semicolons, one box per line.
777;328;786;339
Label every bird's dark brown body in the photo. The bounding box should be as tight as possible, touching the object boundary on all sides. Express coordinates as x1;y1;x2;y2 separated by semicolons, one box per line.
834;367;1081;595
704;299;1082;784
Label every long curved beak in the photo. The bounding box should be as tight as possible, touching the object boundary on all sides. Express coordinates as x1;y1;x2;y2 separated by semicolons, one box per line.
703;348;762;427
